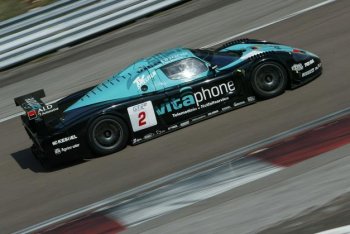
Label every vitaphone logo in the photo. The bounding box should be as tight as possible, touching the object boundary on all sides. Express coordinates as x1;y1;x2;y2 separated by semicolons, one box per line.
155;81;235;116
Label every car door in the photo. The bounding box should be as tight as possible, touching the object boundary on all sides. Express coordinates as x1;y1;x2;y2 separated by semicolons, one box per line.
153;58;248;127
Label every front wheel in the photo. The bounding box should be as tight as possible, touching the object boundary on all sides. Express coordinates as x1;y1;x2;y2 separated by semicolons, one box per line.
88;115;129;155
251;62;288;99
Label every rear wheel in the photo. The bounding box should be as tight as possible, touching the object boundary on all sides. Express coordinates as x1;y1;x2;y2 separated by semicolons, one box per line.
88;115;129;155
251;62;288;99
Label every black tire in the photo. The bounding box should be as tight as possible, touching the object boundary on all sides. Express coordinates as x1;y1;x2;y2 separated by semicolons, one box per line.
88;115;129;155
251;62;288;99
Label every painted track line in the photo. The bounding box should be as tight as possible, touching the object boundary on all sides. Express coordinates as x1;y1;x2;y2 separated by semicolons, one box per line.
0;0;337;124
0;112;22;123
201;0;337;48
316;225;350;234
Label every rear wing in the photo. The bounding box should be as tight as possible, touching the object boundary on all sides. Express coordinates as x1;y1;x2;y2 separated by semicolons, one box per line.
14;89;61;121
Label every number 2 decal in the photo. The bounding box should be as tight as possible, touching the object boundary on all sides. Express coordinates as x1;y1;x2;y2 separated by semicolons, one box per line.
127;101;157;132
138;111;146;126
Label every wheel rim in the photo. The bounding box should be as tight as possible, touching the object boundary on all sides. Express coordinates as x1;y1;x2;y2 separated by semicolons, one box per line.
255;64;284;92
92;118;123;150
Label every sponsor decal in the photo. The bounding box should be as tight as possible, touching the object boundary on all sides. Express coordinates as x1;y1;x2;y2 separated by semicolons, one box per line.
180;121;190;127
316;63;322;70
304;59;314;67
156;130;166;135
199;97;229;109
21;97;42;111
234;101;246;107
155;81;236;117
27;110;38;120
208;110;219;116
52;135;78;146
37;104;59;117
222;106;232;111
54;144;80;155
301;62;321;78
168;125;178;131
302;68;315;77
132;138;143;144
127;101;158;132
133;71;156;90
157;50;188;63
194;81;235;106
172;107;197;118
247;96;256;102
54;148;62;155
155;87;196;116
143;133;154;140
24;103;59;120
291;63;303;73
191;115;206;122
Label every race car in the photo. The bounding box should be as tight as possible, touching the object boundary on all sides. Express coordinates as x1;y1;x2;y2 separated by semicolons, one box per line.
14;38;322;167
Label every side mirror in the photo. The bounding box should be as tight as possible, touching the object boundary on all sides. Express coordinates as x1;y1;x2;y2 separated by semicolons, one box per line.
210;64;218;72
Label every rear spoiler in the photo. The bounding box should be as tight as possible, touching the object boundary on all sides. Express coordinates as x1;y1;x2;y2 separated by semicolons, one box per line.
14;89;61;121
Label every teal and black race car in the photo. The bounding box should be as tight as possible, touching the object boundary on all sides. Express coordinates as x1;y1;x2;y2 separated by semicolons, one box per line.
14;38;322;167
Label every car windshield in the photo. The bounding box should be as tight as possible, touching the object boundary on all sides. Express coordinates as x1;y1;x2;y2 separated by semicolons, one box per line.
161;58;208;80
191;49;241;68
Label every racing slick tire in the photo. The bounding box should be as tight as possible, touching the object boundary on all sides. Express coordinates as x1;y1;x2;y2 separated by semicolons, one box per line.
251;61;288;99
88;115;129;155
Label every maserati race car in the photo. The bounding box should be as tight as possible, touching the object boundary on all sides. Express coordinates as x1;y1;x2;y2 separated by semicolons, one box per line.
14;39;322;167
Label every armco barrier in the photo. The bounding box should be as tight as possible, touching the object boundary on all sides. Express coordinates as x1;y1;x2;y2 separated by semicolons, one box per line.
0;0;184;70
0;0;76;30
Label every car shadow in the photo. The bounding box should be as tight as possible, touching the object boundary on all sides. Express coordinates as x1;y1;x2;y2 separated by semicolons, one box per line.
11;148;87;173
11;148;44;172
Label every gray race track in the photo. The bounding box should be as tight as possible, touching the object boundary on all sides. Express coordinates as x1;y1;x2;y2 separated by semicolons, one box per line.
0;0;349;233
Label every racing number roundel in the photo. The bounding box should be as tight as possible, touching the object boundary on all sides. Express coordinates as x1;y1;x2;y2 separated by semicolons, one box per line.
127;101;157;132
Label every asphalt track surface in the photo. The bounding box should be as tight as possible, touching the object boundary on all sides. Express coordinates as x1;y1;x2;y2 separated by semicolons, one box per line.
0;0;349;233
